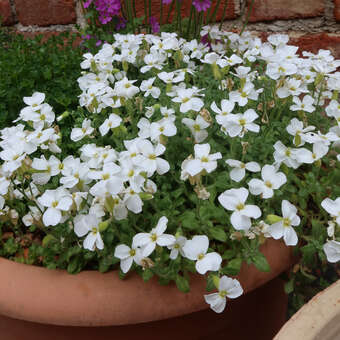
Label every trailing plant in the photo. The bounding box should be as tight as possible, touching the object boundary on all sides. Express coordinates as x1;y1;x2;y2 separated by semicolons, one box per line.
1;28;340;314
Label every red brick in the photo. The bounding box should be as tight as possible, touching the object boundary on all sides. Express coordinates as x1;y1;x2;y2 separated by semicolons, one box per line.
15;30;82;47
247;0;324;22
15;0;76;26
335;0;340;21
134;0;236;24
289;33;340;59
0;0;14;25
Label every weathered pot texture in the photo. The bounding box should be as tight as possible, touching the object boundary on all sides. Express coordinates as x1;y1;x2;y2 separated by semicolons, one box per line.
275;279;340;340
0;239;294;339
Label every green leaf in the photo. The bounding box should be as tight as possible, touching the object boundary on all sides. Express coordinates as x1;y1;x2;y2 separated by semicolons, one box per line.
252;253;270;272
208;226;227;242
284;278;295;294
42;234;57;247
142;269;154;282
222;258;243;276
175;275;190;293
180;211;198;230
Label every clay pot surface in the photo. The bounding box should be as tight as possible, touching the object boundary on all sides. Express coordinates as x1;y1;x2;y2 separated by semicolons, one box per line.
275;279;340;340
0;238;293;327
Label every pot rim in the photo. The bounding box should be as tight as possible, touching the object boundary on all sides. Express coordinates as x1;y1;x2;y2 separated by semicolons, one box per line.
0;239;293;327
274;279;340;340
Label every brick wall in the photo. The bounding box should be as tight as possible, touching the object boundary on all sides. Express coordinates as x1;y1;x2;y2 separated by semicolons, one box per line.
0;0;340;58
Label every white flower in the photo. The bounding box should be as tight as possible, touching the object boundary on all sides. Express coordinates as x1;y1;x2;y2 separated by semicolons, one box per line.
204;276;243;313
290;95;315;113
172;88;204;113
182;235;222;274
167;235;187;260
223;109;260;138
273;141;300;169
182;115;210;143
150;119;177;141
74;214;104;251
211;99;235;125
99;113;122;136
31;155;61;185
323;240;340;263
295;143;328;164
229;82;260;107
133;216;176;257
71;119;94;142
267;200;300;246
184;144;222;177
218;188;261;230
321;197;340;225
286;118;315;146
248;164;287;199
225;159;260;182
37;188;73;226
140;77;161;99
114;244;142;273
114;77;140;98
138;139;170;176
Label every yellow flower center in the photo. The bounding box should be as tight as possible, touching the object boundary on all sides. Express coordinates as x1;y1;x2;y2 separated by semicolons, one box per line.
236;203;245;211
150;233;157;242
219;290;227;298
102;173;110;180
198;253;205;260
283;218;291;227
239;118;246;126
265;181;272;188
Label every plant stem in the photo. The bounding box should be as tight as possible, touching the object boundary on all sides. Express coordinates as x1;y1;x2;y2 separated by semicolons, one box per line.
166;0;175;24
176;0;182;35
186;2;194;39
219;0;229;30
209;0;222;24
240;0;255;36
197;11;204;39
160;0;163;26
144;0;148;29
149;0;152;33
132;0;136;18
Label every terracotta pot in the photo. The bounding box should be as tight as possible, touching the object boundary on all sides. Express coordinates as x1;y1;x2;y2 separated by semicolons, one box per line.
275;279;340;340
0;239;294;339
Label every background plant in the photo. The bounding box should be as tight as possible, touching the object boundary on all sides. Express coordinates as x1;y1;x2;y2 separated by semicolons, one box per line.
0;29;83;128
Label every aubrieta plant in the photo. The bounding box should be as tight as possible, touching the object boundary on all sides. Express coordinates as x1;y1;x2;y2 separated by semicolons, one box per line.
1;28;340;314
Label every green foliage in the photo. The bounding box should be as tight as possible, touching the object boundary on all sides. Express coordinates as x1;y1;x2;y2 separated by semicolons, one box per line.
0;29;83;128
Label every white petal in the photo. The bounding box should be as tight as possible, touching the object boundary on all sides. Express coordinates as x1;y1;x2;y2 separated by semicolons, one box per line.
121;257;133;273
204;293;226;313
83;233;96;251
268;221;284;239
157;234;176;246
283;227;298;246
114;244;131;259
230;168;245;182
230;211;251;230
43;208;61;226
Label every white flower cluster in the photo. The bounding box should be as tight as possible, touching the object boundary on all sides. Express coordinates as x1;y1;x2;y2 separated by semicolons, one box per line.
1;28;340;314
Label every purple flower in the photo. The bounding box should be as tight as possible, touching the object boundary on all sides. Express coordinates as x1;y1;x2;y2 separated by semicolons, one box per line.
96;40;102;46
116;16;126;30
149;16;160;33
192;0;211;12
162;0;173;4
83;0;93;8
